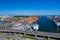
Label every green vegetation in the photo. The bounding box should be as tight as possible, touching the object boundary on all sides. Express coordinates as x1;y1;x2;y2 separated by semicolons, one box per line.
5;35;10;40
43;37;48;40
22;35;33;39
14;16;29;18
17;34;21;37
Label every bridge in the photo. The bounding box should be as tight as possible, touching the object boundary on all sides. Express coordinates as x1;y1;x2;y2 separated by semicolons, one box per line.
0;28;60;39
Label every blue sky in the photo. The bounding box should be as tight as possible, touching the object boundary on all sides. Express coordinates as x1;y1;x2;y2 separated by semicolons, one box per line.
0;0;60;15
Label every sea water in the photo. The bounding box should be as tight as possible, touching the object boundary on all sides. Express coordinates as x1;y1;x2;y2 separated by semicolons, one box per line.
38;16;59;33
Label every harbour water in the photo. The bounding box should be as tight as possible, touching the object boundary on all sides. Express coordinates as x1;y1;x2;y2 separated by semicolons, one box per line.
38;16;59;33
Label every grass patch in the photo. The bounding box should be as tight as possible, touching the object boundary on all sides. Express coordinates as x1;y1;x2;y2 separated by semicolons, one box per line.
17;34;21;37
22;35;33;39
43;37;48;40
5;36;10;40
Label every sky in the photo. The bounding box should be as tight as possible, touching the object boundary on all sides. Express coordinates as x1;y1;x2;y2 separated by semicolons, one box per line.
0;0;60;15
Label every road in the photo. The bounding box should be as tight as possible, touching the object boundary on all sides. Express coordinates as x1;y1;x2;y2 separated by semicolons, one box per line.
0;28;60;39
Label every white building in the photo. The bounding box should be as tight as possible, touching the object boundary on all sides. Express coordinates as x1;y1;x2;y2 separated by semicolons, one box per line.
32;24;39;30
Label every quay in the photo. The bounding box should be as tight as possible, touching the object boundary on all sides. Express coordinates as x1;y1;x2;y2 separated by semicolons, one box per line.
47;16;60;26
